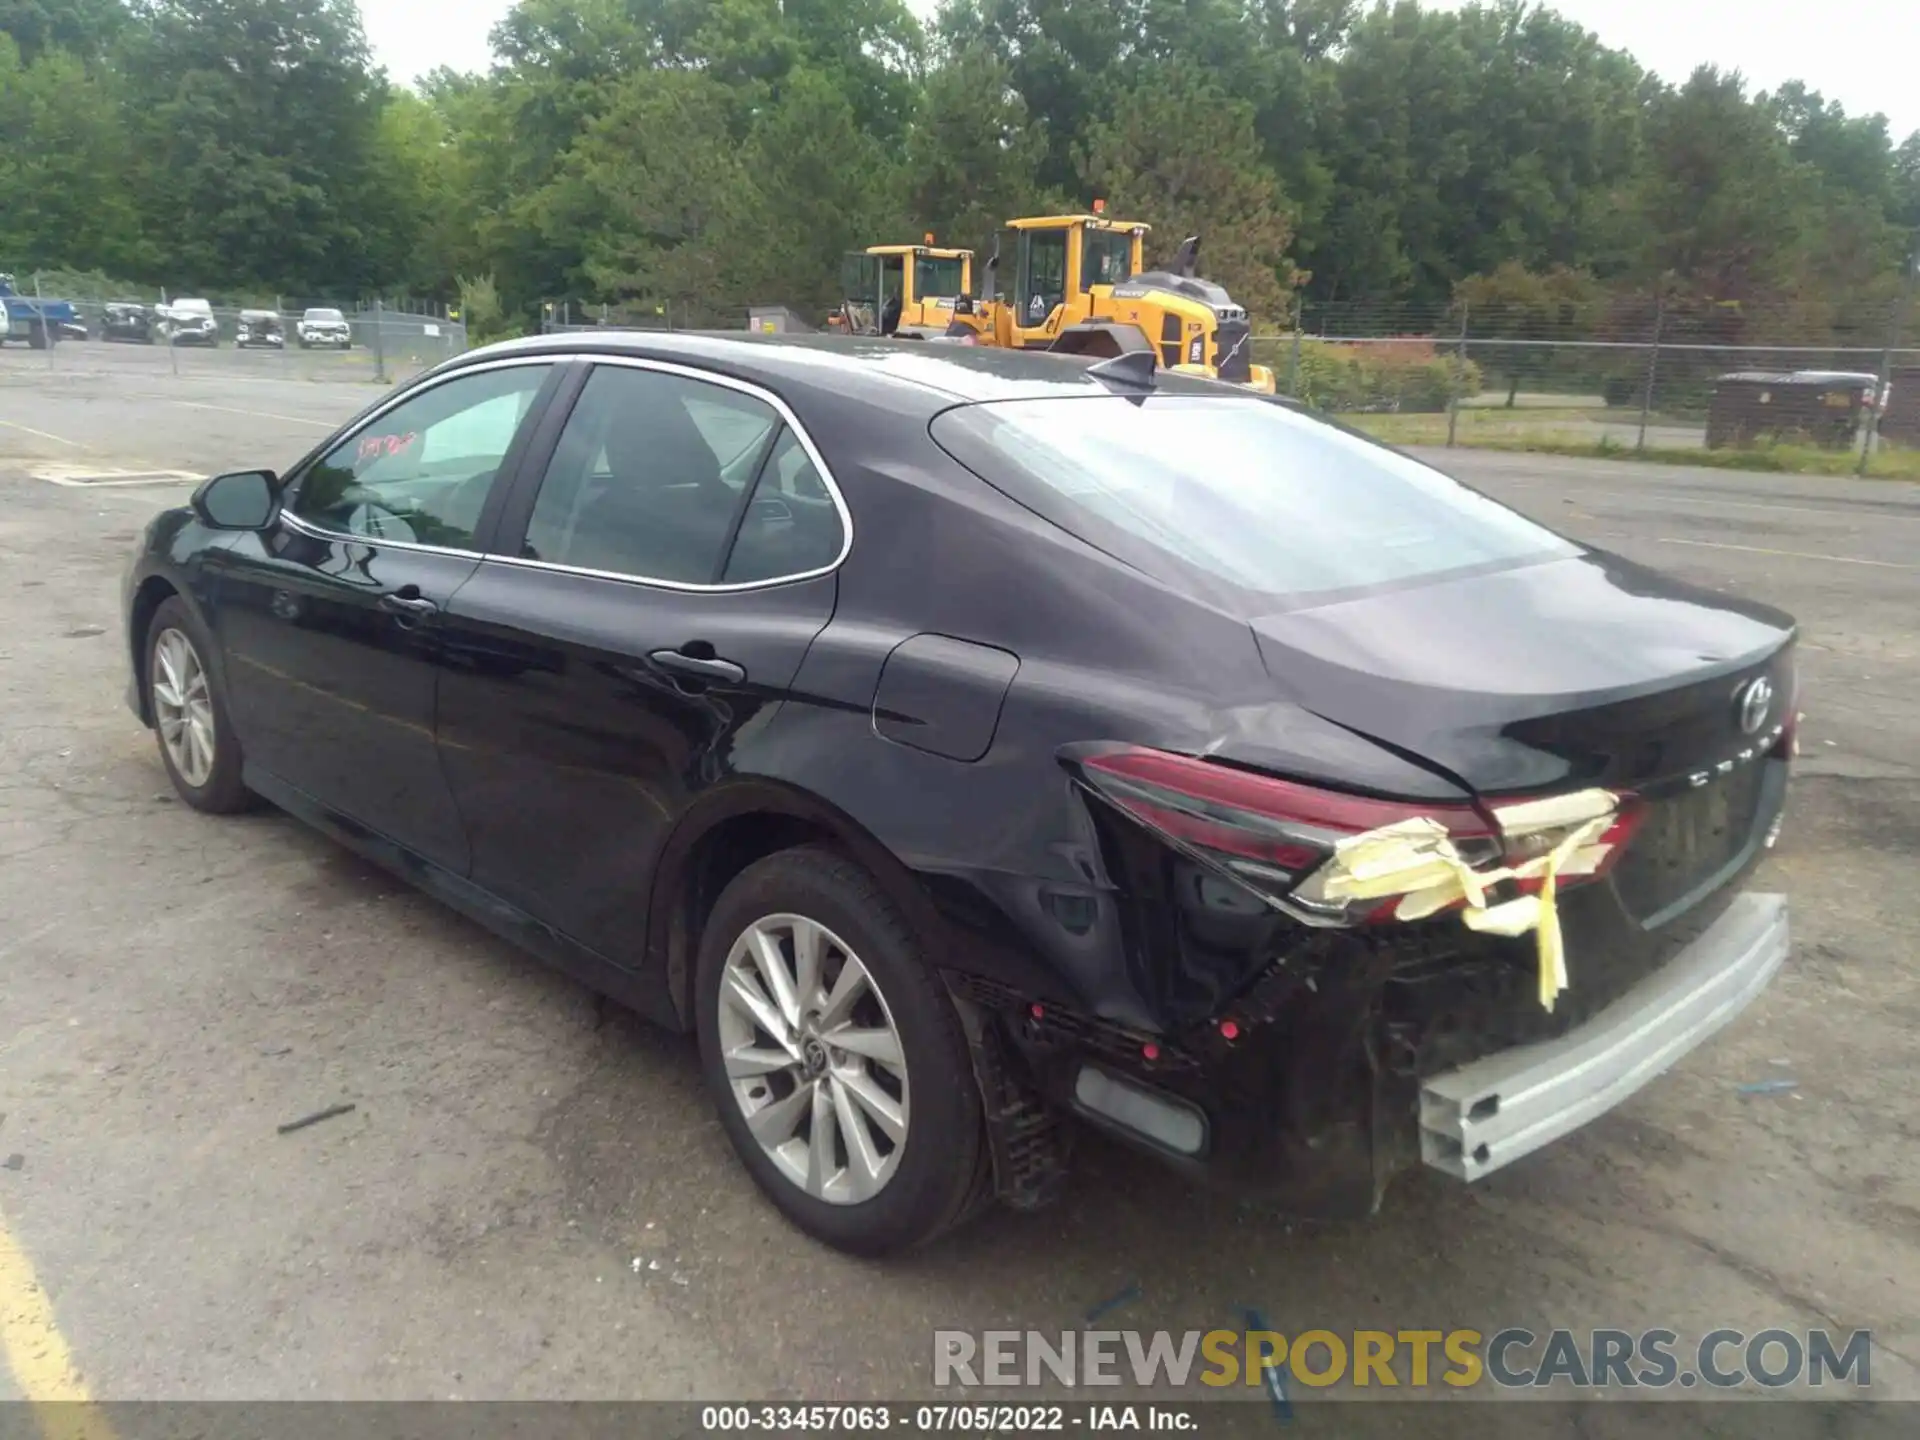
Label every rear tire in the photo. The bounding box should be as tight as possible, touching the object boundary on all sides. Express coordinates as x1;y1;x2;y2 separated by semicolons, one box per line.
145;597;254;814
695;847;989;1255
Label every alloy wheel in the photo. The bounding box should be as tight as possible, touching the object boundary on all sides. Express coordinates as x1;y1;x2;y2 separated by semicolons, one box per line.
152;627;216;788
716;913;910;1205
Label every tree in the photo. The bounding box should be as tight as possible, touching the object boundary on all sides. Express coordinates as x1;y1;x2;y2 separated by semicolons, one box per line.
362;90;459;296
1453;261;1605;406
1078;64;1298;322
119;0;392;293
939;0;1144;196
6;0;1919;332
1894;133;1920;232
1628;66;1813;303
560;68;764;317
737;65;905;312
1305;0;1646;303
904;42;1046;255
0;0;125;62
0;34;144;274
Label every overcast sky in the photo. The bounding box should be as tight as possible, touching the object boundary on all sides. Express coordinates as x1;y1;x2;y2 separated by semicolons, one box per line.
360;0;1920;142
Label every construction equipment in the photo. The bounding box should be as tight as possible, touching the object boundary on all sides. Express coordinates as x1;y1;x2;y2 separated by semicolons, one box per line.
837;242;974;337
939;208;1278;394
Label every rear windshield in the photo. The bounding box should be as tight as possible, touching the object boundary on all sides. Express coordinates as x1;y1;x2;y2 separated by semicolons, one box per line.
931;395;1576;609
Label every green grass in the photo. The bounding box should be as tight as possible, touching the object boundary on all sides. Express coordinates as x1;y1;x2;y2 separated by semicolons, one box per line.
1341;406;1692;446
1338;412;1920;480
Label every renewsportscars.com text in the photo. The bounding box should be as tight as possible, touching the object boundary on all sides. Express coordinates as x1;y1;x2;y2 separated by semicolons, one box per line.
934;1327;1872;1392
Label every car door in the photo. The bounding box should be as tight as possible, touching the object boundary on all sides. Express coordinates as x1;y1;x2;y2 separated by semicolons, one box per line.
433;358;846;970
211;358;562;872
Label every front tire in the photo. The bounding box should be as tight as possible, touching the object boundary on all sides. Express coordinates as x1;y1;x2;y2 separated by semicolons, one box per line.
146;598;252;813
695;847;989;1255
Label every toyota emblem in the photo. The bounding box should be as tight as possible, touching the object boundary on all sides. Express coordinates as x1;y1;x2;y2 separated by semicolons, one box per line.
1737;676;1774;735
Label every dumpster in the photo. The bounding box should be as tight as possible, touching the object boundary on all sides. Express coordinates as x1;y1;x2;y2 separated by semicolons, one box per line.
1706;370;1878;450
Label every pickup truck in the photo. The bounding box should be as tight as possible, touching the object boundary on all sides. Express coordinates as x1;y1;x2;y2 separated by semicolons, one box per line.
0;273;87;348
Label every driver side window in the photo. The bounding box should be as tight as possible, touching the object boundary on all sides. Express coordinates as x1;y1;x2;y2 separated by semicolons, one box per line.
292;364;550;549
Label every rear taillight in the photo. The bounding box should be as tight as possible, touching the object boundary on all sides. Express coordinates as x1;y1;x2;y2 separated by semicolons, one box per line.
1072;745;1635;927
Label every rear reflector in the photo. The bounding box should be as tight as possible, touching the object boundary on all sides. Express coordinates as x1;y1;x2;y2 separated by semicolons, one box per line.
1074;1065;1206;1155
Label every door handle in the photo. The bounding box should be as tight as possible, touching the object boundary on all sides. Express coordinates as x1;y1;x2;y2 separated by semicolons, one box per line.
379;589;439;620
648;649;745;685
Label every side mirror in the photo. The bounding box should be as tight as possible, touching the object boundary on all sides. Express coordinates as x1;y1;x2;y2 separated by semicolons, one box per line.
191;470;281;531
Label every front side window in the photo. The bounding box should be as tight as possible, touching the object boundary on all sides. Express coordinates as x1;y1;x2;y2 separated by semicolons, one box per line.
292;364;550;548
932;396;1576;609
522;367;780;584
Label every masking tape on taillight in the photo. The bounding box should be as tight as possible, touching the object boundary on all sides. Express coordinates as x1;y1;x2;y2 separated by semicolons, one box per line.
1308;790;1618;1012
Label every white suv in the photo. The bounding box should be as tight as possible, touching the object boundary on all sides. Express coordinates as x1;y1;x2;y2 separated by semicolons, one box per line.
297;308;353;349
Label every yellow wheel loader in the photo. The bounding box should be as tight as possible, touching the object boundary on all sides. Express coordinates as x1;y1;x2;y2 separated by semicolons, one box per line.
836;243;975;337
940;210;1278;394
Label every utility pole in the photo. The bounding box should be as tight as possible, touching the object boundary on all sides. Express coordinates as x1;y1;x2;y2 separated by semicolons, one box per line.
1446;301;1470;448
33;272;53;368
1637;292;1666;454
1860;232;1918;476
1286;293;1304;398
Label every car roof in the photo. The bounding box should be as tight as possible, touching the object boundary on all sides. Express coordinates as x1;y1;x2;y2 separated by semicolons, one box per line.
455;330;1234;415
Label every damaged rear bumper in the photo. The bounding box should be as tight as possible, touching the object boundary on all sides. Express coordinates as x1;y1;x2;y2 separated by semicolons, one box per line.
1418;891;1788;1181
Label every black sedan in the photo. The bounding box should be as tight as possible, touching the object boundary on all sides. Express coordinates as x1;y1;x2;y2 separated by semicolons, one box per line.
100;303;157;343
122;334;1795;1254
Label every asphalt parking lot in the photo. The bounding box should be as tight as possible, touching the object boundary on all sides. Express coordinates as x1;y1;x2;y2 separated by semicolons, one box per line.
2;350;1918;1415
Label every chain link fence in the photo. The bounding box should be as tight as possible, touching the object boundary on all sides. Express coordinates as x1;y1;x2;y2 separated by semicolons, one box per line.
1254;295;1919;476
1;277;468;385
537;298;751;334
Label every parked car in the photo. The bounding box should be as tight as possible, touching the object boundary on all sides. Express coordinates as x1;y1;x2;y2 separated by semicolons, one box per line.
121;334;1796;1255
159;298;219;347
235;309;284;349
296;307;352;349
99;302;158;344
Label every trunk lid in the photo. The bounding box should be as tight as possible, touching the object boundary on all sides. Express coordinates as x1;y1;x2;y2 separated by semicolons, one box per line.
1248;550;1796;798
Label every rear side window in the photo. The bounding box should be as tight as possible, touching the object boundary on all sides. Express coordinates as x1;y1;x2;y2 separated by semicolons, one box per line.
931;395;1575;609
723;430;844;584
520;365;845;587
523;367;778;584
